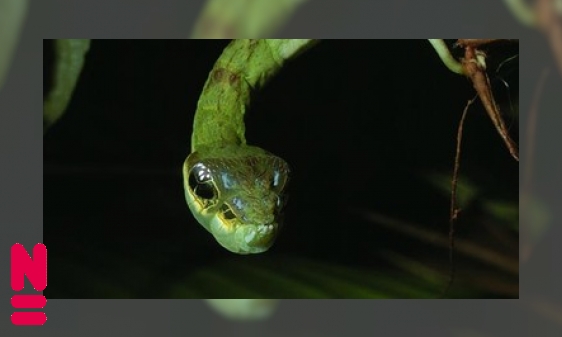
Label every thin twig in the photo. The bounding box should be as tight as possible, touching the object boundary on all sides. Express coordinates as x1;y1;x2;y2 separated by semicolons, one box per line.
441;96;476;298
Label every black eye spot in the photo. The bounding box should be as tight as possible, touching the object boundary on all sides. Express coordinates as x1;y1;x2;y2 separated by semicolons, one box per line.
221;204;236;220
189;164;215;200
193;181;215;199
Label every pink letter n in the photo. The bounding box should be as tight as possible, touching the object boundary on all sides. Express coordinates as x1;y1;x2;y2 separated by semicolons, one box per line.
10;243;47;326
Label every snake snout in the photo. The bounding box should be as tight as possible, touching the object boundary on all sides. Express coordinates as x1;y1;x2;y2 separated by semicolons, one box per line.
240;223;277;248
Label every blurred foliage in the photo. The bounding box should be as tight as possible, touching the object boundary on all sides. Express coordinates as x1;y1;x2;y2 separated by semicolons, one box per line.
0;0;554;332
44;39;91;132
427;173;481;210
428;172;519;232
44;39;518;303
47;251;483;299
0;0;29;90
0;0;545;333
205;299;279;320
191;0;308;38
483;199;519;231
522;193;551;244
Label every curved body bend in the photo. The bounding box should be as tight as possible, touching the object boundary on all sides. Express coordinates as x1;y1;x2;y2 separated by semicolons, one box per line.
183;39;316;254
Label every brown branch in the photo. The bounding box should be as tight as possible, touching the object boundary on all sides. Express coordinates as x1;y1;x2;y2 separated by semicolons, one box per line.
461;45;519;161
457;39;517;48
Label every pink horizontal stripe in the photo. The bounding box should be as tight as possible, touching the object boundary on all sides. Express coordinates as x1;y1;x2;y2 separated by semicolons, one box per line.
11;312;47;325
11;295;47;308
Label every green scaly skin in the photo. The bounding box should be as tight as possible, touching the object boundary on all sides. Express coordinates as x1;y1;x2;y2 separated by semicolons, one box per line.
183;39;316;254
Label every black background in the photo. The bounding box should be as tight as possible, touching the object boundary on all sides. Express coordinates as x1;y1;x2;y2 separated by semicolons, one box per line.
43;39;519;298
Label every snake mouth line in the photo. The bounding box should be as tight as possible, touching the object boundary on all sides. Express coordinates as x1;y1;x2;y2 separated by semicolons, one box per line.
206;211;279;254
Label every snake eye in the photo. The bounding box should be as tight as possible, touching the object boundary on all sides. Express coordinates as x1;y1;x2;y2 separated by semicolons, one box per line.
189;164;216;200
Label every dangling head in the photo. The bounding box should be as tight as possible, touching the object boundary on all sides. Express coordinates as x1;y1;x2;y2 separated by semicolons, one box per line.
183;145;290;254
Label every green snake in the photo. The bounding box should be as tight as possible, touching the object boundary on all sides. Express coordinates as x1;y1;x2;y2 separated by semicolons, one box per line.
43;40;307;317
42;38;517;315
183;39;316;254
44;38;507;258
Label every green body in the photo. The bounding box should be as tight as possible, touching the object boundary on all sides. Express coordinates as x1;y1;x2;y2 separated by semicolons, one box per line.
184;39;316;254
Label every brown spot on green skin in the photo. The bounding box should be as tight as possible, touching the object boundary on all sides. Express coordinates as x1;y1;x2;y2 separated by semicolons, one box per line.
185;40;316;254
211;67;240;86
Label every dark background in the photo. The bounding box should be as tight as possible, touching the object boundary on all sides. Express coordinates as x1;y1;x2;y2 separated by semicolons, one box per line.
43;39;518;298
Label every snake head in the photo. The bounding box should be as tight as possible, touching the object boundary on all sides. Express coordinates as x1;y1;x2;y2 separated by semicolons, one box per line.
183;145;290;254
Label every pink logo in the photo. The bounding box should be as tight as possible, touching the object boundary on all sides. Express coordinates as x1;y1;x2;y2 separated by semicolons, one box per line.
10;243;47;326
